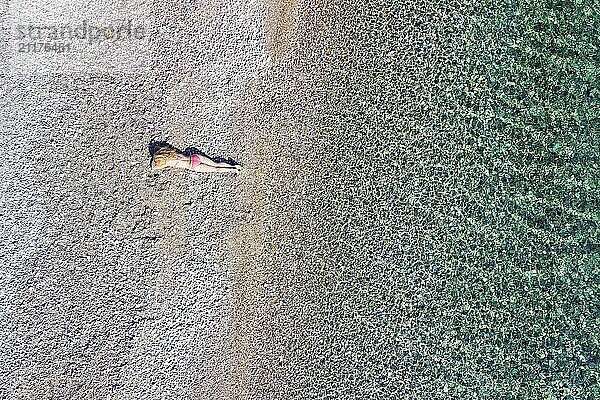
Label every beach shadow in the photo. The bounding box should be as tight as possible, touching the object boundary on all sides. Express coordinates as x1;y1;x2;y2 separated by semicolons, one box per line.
148;140;180;156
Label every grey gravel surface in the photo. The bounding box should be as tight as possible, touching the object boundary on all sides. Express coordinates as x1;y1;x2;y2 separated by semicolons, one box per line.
1;0;599;399
1;1;264;399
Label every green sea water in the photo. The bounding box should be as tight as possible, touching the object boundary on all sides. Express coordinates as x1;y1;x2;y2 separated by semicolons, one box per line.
236;0;599;398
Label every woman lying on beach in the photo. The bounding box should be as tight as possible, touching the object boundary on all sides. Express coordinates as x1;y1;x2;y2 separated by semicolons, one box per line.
150;144;241;173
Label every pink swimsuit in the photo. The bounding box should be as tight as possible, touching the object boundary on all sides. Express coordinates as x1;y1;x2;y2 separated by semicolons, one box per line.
190;154;201;169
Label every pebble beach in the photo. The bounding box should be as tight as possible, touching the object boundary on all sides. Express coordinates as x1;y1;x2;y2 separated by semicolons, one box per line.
1;1;598;399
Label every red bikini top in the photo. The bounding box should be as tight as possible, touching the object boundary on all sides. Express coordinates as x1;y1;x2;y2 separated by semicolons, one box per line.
191;154;201;169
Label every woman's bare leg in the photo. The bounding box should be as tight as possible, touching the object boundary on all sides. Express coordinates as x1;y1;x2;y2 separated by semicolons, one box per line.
192;163;239;173
194;154;237;168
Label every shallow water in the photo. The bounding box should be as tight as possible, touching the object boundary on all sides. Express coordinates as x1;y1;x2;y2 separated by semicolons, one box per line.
230;0;599;398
